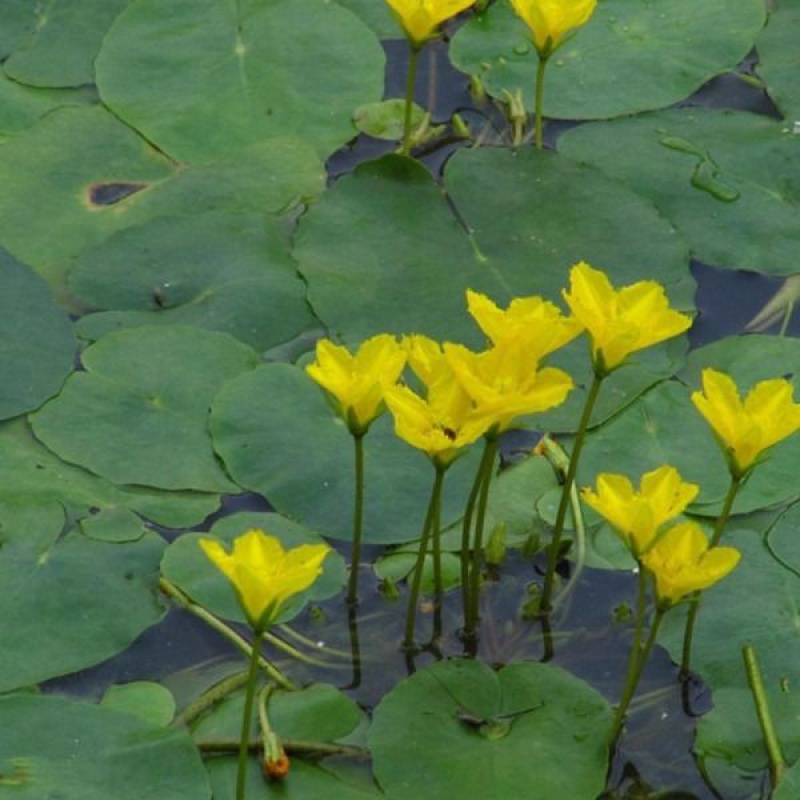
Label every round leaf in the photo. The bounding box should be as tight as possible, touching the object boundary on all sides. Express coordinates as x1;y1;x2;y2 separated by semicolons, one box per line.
31;326;259;492
0;106;323;294
96;0;384;162
71;212;315;350
756;0;800;121
0;251;76;420
0;694;209;800
101;681;176;727
211;363;482;544
0;419;220;528
4;0;130;87
369;659;611;799
451;0;765;119
80;506;146;543
161;511;347;625
560;108;800;276
0;528;166;691
295;149;692;353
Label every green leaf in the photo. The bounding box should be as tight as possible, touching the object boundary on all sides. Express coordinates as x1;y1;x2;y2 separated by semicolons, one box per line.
0;694;209;800
295;149;692;356
0;74;94;140
374;551;462;592
451;0;765;120
4;0;130;87
756;0;800;122
0;0;38;58
369;659;611;799
0;106;324;295
0;419;220;528
71;212;315;351
161;511;347;625
0;527;166;691
560;108;800;276
32;326;259;493
211;363;482;544
96;0;384;162
80;507;146;543
336;0;399;39
354;99;428;141
0;251;76;420
101;682;176;727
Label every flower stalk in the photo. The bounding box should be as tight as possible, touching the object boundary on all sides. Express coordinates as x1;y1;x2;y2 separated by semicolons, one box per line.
540;371;602;613
236;630;264;800
402;47;421;155
347;432;366;605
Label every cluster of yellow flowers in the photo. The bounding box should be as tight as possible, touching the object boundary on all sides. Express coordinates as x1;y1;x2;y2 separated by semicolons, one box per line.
385;0;596;55
307;260;691;464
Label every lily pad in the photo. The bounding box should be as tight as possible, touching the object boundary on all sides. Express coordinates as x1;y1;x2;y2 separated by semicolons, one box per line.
211;363;481;544
451;0;765;120
560;108;800;276
3;0;130;87
101;681;176;727
756;0;800;122
0;1;38;58
0;74;94;140
336;0;399;39
0;525;165;691
96;0;384;162
31;326;259;493
374;550;462;592
369;658;611;799
0;105;324;296
0;419;220;528
80;506;146;543
354;99;429;141
71;212;315;350
295;149;692;349
161;511;347;626
0;694;209;800
0;251;76;420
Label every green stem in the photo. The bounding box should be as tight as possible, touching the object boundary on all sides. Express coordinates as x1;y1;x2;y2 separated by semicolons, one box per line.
460;440;492;638
196;737;370;760
465;438;499;640
236;630;264;800
681;473;743;674
172;670;249;728
540;372;603;613
609;606;665;748
404;467;445;647
276;624;351;660
344;603;362;690
346;432;365;606
743;644;786;788
159;578;295;690
534;54;549;150
431;465;445;642
402;46;421;155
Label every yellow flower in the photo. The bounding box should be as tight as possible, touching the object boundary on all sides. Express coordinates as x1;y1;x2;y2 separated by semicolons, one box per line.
385;0;475;48
444;339;573;434
305;334;407;435
199;529;330;630
691;368;800;478
509;0;597;57
385;336;489;466
562;261;692;376
582;466;699;557
641;521;740;608
466;289;583;358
